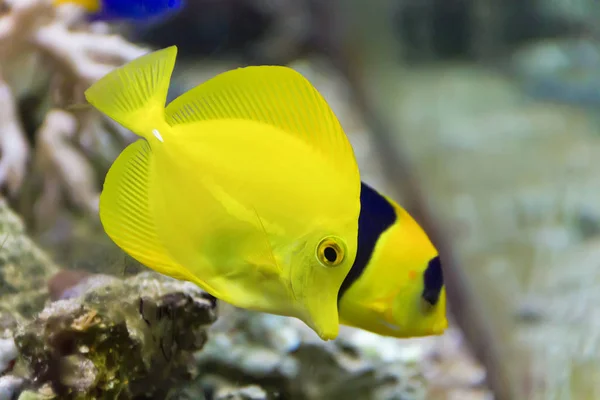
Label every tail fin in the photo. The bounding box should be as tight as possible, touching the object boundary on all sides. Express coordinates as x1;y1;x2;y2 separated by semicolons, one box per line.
84;46;177;141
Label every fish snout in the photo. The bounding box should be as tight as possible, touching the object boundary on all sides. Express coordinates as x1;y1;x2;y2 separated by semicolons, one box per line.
315;325;338;341
302;293;340;341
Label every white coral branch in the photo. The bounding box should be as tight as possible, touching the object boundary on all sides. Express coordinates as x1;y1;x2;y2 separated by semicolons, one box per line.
0;79;29;196
34;23;147;84
0;0;147;229
34;109;99;229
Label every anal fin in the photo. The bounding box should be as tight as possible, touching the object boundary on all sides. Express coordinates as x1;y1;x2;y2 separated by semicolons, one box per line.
99;139;197;284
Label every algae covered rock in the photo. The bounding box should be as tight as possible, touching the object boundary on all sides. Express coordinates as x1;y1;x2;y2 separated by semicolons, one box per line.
13;272;217;399
191;305;428;400
0;197;59;294
0;197;59;336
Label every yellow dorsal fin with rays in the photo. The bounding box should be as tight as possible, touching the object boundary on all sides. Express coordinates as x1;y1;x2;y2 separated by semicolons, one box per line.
164;65;360;184
98;138;225;299
84;46;177;140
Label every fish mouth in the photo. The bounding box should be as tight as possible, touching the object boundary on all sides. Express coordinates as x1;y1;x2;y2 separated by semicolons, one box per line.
302;295;340;341
315;326;338;341
311;325;338;341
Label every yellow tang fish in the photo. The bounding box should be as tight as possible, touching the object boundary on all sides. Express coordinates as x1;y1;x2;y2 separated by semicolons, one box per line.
85;45;448;341
85;46;361;340
337;182;447;337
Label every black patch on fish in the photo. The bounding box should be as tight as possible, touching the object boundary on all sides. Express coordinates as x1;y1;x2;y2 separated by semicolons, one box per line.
422;255;444;306
338;182;397;300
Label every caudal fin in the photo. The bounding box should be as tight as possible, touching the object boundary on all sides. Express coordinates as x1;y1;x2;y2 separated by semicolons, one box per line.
84;46;177;140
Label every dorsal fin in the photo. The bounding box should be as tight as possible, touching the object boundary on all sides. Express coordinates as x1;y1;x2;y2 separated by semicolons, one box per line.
84;46;177;139
164;65;360;184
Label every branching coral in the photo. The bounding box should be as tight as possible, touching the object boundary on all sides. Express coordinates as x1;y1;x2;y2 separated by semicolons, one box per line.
0;0;146;231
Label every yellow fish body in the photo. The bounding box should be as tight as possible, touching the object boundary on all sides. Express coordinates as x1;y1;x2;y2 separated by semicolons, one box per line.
338;182;447;337
86;45;447;341
85;46;361;340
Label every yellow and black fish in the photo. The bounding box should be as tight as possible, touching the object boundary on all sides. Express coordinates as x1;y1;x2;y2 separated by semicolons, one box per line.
84;45;447;341
338;182;447;337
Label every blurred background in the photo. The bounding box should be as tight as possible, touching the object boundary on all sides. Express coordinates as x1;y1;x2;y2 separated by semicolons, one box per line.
0;0;599;399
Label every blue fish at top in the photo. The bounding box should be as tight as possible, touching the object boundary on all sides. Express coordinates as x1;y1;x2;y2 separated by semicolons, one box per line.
54;0;184;23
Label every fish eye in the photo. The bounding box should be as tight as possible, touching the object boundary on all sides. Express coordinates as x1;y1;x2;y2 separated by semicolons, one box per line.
316;237;345;267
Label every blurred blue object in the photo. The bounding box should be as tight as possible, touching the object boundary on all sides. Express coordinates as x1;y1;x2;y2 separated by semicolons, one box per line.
89;0;184;23
131;0;272;60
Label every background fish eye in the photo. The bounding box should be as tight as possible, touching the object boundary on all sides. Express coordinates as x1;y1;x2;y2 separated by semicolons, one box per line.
316;237;345;267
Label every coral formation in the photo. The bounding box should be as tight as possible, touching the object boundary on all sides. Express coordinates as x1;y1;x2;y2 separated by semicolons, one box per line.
13;272;217;399
191;305;430;400
0;0;146;230
0;196;59;336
